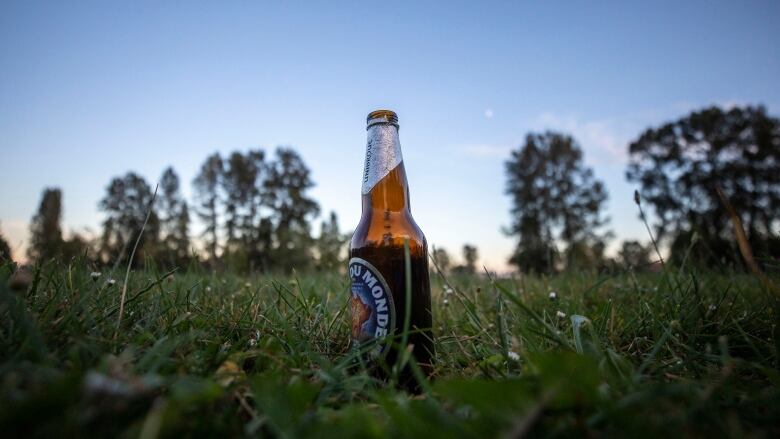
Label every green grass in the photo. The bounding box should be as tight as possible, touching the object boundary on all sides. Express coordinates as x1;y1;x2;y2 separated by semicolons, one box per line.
1;260;778;438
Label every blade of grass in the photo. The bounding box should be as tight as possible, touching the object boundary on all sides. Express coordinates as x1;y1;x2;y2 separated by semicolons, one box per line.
115;184;158;341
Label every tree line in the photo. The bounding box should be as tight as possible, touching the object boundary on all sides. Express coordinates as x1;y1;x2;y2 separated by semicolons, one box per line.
503;104;780;273
1;104;778;274
7;147;348;273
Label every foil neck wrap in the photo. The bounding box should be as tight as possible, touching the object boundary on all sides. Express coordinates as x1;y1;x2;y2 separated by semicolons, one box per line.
362;124;403;195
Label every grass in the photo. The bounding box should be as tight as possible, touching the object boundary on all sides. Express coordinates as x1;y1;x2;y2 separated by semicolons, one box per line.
1;259;778;438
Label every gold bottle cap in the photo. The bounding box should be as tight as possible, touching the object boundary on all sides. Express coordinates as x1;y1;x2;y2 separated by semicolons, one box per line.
367;110;399;129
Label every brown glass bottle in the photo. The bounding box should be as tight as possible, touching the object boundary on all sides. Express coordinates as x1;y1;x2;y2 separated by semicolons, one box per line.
348;110;434;388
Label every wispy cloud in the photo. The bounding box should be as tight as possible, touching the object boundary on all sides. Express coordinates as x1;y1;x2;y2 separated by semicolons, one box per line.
459;112;630;162
460;144;512;158
463;100;767;165
530;112;631;165
534;100;765;166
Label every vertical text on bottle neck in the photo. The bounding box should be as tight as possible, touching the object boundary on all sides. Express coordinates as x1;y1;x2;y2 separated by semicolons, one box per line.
362;123;404;195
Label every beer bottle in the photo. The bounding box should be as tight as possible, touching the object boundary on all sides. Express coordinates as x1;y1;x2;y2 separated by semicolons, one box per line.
348;110;434;388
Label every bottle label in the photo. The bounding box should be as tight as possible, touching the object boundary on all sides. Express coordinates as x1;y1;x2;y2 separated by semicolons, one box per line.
349;257;395;352
362;124;402;194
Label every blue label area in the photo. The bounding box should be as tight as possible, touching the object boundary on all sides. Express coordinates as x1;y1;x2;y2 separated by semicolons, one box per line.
349;257;395;350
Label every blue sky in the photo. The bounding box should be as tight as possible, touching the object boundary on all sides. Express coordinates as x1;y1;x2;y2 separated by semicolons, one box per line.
1;0;779;270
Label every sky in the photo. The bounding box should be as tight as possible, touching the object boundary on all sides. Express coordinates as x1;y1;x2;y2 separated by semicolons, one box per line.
1;0;779;271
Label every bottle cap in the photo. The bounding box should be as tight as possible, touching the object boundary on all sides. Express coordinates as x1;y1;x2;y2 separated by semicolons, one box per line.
367;110;399;128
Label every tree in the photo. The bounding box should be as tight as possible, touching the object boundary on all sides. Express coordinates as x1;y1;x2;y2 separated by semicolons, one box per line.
191;147;319;272
0;223;12;262
315;211;347;272
618;240;652;270
452;244;478;275
223;152;253;248
221;150;269;271
264;147;320;271
432;247;451;273
193;153;223;264
28;188;64;261
27;188;91;263
505;132;611;273
60;231;91;262
157;167;191;266
463;244;478;273
249;217;274;272
508;215;557;274
98;172;159;266
626;105;780;265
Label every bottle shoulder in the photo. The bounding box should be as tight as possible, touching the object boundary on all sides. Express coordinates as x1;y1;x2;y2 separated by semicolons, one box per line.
350;209;427;254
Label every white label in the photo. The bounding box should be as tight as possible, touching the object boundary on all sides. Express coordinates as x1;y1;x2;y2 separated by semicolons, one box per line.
362;124;402;194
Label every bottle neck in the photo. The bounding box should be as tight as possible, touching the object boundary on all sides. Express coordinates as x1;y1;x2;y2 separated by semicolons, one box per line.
362;123;411;213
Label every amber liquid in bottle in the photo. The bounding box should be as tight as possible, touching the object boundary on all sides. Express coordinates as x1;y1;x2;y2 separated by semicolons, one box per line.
349;110;434;390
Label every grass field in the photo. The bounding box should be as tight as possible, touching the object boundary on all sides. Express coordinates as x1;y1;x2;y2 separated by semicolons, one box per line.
1;259;778;438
